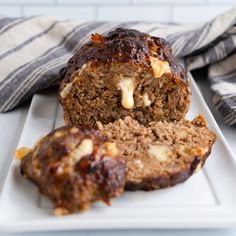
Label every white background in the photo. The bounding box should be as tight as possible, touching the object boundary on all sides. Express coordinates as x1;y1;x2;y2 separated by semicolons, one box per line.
0;0;235;23
0;1;236;235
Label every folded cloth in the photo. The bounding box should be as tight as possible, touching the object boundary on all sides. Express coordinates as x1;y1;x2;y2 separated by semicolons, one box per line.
0;8;236;125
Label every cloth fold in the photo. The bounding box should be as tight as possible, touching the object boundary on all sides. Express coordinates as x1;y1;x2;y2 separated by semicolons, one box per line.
0;8;236;125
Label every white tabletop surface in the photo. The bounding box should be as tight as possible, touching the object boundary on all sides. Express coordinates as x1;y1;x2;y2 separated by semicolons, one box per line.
0;69;235;236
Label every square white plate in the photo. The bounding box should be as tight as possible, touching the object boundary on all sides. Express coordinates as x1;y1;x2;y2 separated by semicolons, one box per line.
0;74;236;232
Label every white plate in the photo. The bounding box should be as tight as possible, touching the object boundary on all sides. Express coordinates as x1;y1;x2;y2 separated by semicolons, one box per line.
0;74;236;232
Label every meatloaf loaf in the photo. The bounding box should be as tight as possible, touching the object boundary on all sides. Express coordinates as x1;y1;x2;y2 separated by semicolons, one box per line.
16;126;126;215
97;114;216;191
59;28;190;126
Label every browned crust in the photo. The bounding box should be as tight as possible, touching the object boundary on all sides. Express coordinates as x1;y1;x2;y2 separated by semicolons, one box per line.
125;147;212;191
58;28;187;86
20;126;127;214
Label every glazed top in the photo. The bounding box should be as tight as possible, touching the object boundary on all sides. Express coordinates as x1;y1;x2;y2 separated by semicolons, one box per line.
59;28;187;83
20;125;126;212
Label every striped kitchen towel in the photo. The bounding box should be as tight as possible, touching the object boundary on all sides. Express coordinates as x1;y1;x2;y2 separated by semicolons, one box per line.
0;8;236;125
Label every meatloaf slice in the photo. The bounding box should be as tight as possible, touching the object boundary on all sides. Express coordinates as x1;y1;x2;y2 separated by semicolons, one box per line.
97;115;216;191
16;126;126;215
59;28;190;126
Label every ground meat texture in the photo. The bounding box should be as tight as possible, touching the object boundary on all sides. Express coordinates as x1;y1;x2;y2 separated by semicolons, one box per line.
97;115;216;191
59;28;190;126
19;126;126;215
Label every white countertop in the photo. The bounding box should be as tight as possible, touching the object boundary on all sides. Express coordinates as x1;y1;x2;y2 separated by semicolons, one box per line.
0;70;235;236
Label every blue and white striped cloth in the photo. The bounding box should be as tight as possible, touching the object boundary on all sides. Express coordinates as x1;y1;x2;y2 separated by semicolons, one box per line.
0;8;236;125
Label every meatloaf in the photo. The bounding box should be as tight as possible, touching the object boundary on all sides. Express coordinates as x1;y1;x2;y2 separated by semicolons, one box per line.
16;126;126;215
97;115;216;191
59;28;190;126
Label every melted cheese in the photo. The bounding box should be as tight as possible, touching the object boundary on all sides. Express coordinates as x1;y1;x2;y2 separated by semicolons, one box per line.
60;63;87;99
194;162;202;173
104;142;119;157
15;147;32;160
119;77;135;109
60;82;73;99
143;93;152;106
148;145;170;162
72;139;93;162
150;56;171;78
